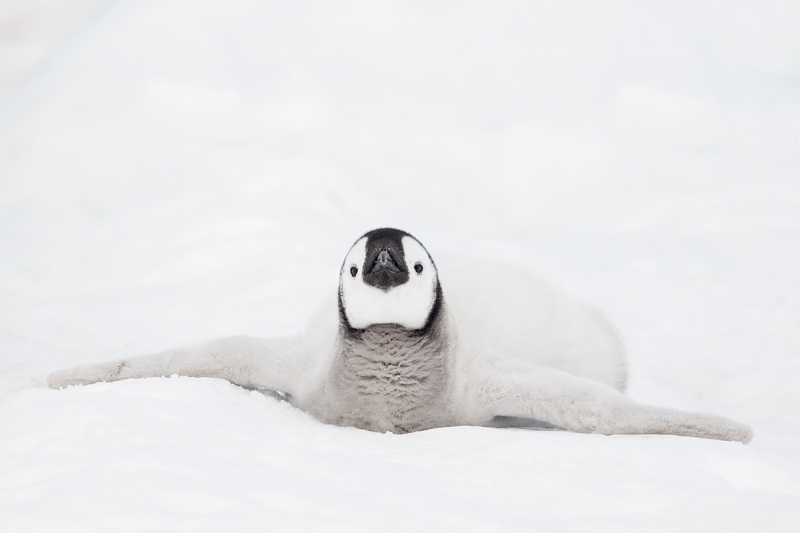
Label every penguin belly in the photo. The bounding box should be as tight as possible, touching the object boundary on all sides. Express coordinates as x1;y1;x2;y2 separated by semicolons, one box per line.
326;324;451;433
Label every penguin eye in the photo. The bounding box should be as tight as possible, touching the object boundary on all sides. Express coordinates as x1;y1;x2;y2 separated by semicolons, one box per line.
414;262;423;274
350;266;358;277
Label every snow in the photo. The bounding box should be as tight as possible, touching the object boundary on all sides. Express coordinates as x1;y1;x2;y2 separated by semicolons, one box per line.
1;0;799;530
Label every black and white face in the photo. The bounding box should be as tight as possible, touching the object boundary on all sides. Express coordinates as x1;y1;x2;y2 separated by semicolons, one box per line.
339;228;438;330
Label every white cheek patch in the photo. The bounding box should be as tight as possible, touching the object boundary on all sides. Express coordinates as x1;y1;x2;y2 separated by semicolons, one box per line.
340;236;438;330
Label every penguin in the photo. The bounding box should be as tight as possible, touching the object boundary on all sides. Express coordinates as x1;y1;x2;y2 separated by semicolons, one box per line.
47;228;753;442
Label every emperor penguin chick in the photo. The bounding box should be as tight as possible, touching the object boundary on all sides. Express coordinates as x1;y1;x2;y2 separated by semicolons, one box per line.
48;228;753;443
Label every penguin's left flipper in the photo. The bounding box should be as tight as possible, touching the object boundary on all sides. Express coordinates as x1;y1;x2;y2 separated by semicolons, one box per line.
472;361;753;443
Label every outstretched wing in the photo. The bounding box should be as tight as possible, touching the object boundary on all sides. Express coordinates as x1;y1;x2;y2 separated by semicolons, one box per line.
466;357;753;443
47;334;313;397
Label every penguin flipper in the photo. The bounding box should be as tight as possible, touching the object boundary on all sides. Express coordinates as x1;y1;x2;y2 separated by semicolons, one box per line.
472;362;753;443
47;335;308;396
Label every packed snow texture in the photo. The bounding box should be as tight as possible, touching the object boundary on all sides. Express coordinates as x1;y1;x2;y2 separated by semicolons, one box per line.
1;1;799;531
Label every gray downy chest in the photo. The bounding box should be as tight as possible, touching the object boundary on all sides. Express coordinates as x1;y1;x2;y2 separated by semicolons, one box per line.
327;324;450;433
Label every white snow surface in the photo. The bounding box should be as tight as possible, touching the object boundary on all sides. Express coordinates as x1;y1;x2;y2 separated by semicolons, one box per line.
1;1;800;530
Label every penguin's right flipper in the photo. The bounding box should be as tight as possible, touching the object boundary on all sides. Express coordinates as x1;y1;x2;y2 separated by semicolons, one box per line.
47;335;309;396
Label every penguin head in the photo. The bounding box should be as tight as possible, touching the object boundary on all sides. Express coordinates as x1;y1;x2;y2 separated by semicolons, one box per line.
339;228;440;330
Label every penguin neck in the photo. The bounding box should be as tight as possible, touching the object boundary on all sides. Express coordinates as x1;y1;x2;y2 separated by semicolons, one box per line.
346;323;438;364
331;307;453;433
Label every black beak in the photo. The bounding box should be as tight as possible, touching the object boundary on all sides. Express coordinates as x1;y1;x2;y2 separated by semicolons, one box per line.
371;250;401;273
359;229;411;290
